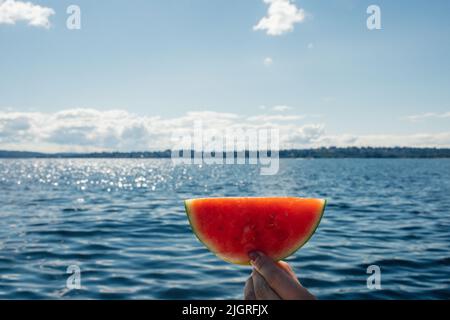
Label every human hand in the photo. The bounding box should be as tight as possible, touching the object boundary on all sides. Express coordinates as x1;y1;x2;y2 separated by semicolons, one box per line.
244;251;316;300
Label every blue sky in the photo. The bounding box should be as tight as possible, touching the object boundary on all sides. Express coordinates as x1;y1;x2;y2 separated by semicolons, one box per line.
1;0;450;151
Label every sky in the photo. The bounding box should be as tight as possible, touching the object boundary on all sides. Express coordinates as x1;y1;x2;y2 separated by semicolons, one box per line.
1;0;450;152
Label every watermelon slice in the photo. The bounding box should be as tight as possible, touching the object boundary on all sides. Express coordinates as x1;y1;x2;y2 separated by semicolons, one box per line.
185;197;326;265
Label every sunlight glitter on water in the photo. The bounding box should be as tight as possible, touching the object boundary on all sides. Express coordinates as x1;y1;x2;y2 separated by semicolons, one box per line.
0;158;449;299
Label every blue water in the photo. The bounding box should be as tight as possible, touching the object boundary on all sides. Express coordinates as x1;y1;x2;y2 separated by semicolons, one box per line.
0;159;449;299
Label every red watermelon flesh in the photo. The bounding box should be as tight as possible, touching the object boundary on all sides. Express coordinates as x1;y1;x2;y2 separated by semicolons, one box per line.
185;197;326;265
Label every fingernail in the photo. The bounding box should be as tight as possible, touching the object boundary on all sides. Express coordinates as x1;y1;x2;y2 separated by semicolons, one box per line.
248;251;259;262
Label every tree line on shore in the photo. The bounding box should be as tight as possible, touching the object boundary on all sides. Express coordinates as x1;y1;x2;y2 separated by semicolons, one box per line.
1;147;450;159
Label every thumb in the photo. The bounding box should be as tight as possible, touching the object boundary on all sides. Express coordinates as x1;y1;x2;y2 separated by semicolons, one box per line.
249;251;312;300
248;251;290;288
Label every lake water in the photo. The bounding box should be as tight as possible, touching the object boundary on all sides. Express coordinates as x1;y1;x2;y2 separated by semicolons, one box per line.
0;159;449;299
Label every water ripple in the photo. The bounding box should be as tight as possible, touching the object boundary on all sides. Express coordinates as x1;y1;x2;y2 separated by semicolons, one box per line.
0;159;449;299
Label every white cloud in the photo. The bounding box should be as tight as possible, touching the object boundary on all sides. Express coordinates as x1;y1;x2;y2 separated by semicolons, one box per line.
406;112;450;122
254;0;306;36
307;43;314;49
272;105;292;112
247;114;304;122
317;132;450;148
0;0;55;28
284;124;324;146
263;57;273;66
1;109;450;152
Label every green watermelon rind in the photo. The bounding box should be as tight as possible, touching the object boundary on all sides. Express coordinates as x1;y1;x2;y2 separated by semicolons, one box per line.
185;199;225;261
185;198;327;266
186;198;248;265
275;198;327;263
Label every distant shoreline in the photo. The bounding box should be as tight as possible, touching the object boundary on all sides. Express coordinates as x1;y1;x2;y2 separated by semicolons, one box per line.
1;147;450;159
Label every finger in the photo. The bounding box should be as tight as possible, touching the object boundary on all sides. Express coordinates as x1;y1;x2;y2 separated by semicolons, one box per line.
244;277;256;300
276;262;316;299
252;270;280;300
277;261;300;282
249;251;306;299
